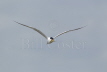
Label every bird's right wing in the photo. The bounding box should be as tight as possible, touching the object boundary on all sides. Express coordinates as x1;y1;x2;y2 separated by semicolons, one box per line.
14;21;47;39
54;26;87;39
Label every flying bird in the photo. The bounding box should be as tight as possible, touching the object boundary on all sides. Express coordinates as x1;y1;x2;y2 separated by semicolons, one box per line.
14;21;86;44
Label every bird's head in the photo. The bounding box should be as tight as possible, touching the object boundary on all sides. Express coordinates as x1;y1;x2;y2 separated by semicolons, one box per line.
50;37;55;43
47;37;55;44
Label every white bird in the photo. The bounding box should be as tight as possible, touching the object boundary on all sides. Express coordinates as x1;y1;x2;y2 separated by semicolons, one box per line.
14;21;86;44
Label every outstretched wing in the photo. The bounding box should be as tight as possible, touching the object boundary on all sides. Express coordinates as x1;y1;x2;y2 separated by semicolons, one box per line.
54;26;87;38
14;21;47;39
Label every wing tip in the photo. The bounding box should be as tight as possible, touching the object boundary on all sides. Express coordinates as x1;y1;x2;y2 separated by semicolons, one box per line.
80;25;87;29
82;25;87;28
13;20;20;24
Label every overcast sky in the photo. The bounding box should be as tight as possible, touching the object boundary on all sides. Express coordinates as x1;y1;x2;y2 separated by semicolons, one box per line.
0;0;107;72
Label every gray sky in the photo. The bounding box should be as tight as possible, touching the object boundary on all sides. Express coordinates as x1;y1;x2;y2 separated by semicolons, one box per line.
0;0;107;72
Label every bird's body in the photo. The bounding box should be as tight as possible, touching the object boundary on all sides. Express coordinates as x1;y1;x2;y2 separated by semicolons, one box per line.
14;21;86;44
47;37;55;44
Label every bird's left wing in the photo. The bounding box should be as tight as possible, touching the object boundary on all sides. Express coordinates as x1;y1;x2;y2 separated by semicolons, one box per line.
14;21;47;39
54;26;86;39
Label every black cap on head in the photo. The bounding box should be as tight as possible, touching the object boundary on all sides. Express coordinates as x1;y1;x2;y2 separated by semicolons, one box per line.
50;37;54;39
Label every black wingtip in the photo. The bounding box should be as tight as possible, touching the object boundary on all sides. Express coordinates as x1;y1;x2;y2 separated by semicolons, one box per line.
81;25;87;29
13;20;19;23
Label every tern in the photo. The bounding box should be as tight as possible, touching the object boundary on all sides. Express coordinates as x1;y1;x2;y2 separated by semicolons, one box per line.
14;21;86;44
